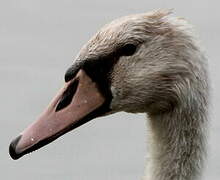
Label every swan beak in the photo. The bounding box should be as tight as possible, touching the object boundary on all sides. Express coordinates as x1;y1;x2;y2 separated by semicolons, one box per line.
9;69;108;160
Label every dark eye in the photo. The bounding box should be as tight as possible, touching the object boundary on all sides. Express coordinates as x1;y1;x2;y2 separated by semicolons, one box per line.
119;44;137;56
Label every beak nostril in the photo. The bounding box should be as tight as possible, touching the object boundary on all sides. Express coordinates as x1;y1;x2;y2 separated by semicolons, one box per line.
55;79;79;112
9;135;22;160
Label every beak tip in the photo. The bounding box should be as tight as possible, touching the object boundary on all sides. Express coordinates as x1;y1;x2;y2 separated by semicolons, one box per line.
9;135;22;160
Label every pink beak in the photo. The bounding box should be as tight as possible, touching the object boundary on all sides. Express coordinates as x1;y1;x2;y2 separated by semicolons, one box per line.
9;69;107;160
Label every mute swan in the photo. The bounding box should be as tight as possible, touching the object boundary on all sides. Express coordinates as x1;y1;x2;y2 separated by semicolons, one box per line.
9;10;209;180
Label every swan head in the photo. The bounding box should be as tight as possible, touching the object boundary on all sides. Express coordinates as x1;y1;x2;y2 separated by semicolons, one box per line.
66;10;185;114
9;10;200;159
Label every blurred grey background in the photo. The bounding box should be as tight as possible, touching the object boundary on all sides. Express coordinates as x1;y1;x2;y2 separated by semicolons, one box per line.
0;0;219;179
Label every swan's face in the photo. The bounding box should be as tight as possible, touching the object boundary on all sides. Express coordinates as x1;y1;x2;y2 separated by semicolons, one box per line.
9;11;179;159
66;12;176;114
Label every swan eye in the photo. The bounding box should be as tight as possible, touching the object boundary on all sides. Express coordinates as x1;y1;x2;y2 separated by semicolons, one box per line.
119;44;137;56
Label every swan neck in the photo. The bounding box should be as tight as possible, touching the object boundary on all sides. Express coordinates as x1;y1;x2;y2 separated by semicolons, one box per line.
143;104;207;180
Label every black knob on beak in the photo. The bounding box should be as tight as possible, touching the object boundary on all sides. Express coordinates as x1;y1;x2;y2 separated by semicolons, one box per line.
65;62;81;82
